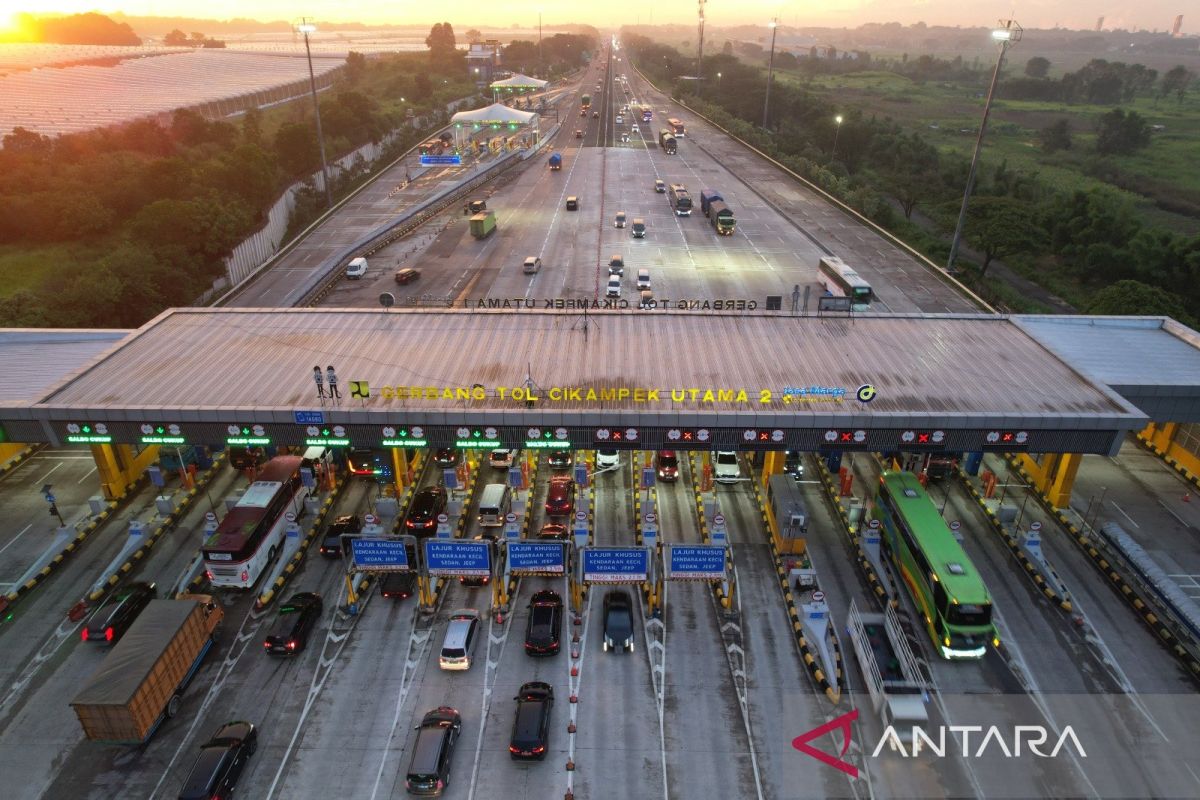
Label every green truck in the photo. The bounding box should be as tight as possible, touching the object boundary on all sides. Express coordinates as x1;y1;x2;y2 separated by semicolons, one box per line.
469;210;496;239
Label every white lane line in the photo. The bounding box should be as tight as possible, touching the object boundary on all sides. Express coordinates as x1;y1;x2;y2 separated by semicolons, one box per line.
34;462;64;485
0;524;34;557
368;618;432;800
466;582;518;800
1158;500;1192;528
1109;500;1139;529
77;465;98;484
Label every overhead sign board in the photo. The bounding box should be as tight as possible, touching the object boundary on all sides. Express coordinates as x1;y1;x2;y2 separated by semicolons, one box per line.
507;541;566;575
294;411;325;425
666;544;726;580
420;154;463;166
424;539;491;576
581;547;649;584
348;537;411;571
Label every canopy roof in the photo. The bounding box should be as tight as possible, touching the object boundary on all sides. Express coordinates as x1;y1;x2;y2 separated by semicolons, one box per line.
450;102;538;126
490;73;548;89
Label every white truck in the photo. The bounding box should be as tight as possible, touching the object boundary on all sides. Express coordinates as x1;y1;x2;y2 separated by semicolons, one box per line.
846;600;929;751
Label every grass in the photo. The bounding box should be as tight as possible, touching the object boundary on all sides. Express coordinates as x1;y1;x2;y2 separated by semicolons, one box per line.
0;242;92;300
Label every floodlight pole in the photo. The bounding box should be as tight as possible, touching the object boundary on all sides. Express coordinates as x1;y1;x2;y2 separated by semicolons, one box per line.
946;19;1021;272
298;18;333;208
762;19;778;129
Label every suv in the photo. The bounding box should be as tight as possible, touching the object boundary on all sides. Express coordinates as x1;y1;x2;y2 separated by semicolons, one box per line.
608;255;625;275
489;449;516;468
177;721;257;800
544;476;576;517
602;590;635;652
406;485;448;535
439;609;481;670
547;450;573;470
509;682;554;760
432;448;458;467
406;707;462;796
380;570;417;600
606;276;621;298
713;451;741;484
82;582;156;645
319;514;362;557
525;590;563;655
263;592;322;655
655;450;679;482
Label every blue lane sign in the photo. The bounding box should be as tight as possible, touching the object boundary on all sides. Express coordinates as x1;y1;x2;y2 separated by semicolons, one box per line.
348;538;410;571
582;547;649;584
425;539;491;576
665;544;726;580
507;541;566;574
294;410;325;425
420;154;462;166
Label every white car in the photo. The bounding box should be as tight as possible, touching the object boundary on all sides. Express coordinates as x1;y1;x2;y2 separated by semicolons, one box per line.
489;449;515;469
631;124;639;134
345;257;367;279
606;276;621;297
596;449;620;470
713;451;741;484
620;133;630;143
615;115;624;125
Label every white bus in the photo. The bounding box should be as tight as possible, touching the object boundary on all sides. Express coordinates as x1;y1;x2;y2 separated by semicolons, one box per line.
818;256;873;308
203;455;309;588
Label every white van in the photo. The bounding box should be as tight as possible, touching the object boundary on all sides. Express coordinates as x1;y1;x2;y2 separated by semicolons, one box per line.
439;609;481;670
345;257;368;279
636;269;651;289
606;276;622;298
477;483;512;527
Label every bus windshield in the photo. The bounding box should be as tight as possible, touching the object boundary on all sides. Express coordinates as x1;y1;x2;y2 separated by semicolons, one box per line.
946;602;992;627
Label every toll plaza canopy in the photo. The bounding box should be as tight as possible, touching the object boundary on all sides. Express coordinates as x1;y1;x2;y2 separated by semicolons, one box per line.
0;308;1171;456
489;74;549;91
0;329;130;404
450;103;538;127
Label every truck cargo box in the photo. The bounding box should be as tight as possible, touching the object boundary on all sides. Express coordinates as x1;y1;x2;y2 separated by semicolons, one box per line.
71;597;221;744
469;210;497;239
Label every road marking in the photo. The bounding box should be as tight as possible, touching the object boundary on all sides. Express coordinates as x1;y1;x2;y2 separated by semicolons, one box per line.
367;621;432;800
1109;500;1140;529
0;523;34;558
77;465;98;483
0;615;84;725
34;462;63;485
1158;500;1192;528
466;582;518;800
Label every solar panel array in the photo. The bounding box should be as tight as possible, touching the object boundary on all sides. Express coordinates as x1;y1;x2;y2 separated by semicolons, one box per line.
0;49;345;139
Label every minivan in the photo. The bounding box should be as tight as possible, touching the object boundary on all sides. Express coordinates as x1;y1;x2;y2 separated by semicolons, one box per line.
614;211;627;228
636;269;651;289
632;218;646;238
606;276;621;298
439;609;481;670
477;483;512;527
523;256;542;274
405;706;462;795
345;257;368;279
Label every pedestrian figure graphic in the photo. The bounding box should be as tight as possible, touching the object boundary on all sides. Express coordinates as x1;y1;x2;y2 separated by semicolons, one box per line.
313;366;325;399
326;366;341;401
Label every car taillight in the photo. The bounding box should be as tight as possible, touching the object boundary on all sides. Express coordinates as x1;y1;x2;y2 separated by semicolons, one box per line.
105;627;114;642
286;640;297;650
436;780;444;790
205;570;213;580
264;641;271;649
533;746;545;753
509;745;520;753
240;571;248;582
81;628;89;641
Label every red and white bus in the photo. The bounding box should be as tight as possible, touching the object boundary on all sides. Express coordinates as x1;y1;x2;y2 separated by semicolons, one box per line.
667;117;686;137
203;455;309;588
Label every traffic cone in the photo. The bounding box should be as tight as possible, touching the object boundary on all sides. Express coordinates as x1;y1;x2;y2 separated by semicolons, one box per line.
1184;492;1191;503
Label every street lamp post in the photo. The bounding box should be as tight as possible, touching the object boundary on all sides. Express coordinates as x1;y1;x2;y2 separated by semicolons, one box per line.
830;114;843;163
717;71;722;92
946;19;1021;272
762;19;779;129
538;11;543;75
297;19;332;209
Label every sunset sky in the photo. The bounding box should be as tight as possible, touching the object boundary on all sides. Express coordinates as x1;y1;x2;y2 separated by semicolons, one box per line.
0;1;1194;34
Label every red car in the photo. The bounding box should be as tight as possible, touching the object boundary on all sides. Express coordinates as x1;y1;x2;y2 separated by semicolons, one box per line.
656;450;679;482
544;476;575;517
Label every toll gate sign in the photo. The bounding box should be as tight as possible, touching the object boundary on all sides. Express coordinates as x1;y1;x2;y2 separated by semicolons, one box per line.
424;539;490;577
582;547;649;584
507;541;566;575
665;544;726;580
348;538;411;572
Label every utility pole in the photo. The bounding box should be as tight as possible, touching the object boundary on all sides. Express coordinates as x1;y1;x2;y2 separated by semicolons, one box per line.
297;18;332;208
696;0;706;86
538;11;543;75
762;18;779;129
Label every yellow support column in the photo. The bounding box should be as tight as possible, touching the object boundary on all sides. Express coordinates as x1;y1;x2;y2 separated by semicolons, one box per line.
392;447;410;495
761;450;782;491
0;443;27;465
116;444;160;480
1151;422;1178;453
91;444;127;500
1046;452;1082;510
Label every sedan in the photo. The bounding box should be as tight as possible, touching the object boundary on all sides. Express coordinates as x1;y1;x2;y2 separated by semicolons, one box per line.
406;485;448;535
544;476;575;517
547;450;574;470
655;450;679;482
319;514;362;557
509;682;554;760
602;589;635;653
538;522;568;540
177;721;257;800
263;592;322;655
432;448;459;467
380;571;417;600
525;590;563;656
82;581;157;645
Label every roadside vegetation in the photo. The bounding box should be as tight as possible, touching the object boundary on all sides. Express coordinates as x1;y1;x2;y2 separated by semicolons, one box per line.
625;32;1199;323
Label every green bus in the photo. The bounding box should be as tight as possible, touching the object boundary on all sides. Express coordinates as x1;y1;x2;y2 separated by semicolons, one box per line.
871;470;997;659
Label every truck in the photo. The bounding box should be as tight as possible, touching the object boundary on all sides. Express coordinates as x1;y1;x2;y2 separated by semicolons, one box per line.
548;152;562;170
581;94;592;109
71;595;223;744
659;129;677;154
469;210;497;239
846;600;929;752
708;201;736;236
699;190;724;217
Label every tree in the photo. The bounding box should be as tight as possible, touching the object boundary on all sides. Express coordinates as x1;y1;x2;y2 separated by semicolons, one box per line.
345;51;367;84
722;41;733;55
465;29;482;44
1039;119;1072;153
502;40;539;71
1095;108;1151;155
1024;56;1050;78
412;73;433;101
1160;65;1194;106
425;22;457;67
163;29;188;46
964;196;1044;276
1086;280;1196;326
274;121;319;176
2;126;51;153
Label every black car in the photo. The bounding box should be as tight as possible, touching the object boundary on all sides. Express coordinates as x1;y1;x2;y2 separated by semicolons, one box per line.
509;681;554;760
406;485;448;535
319;514;362;557
432;448;459;467
347;448;385;477
524;590;563;656
177;721;257;800
263;592;322;655
227;447;266;471
380;570;418;600
783;450;805;479
547;450;574;470
406;706;462;795
459;535;491;588
602;589;635;653
82;581;156;645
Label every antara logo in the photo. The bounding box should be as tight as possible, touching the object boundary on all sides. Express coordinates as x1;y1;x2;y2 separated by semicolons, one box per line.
792;709;859;778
